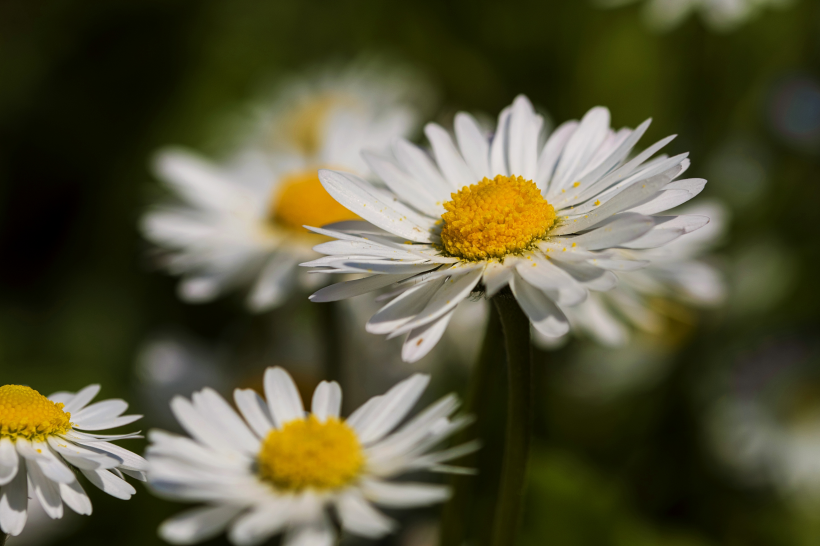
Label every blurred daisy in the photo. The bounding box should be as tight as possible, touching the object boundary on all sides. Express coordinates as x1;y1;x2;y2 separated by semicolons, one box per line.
598;0;796;32
141;62;430;312
306;95;708;362
148;367;474;546
0;384;147;537
707;335;820;504
534;201;727;348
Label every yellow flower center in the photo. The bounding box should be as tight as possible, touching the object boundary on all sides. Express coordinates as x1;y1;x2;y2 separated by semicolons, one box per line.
0;385;72;441
257;416;364;492
270;170;360;233
440;175;556;260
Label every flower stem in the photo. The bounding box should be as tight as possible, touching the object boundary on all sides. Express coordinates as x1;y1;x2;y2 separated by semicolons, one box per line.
318;301;343;384
489;292;533;546
1;533;7;546
439;303;506;546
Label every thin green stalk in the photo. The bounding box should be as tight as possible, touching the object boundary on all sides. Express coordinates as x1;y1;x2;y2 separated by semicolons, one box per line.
318;301;343;384
439;303;505;546
490;292;533;546
1;532;7;546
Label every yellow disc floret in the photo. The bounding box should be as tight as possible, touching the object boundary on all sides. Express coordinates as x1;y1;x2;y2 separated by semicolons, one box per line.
270;169;360;233
257;415;364;491
0;385;72;441
440;175;556;260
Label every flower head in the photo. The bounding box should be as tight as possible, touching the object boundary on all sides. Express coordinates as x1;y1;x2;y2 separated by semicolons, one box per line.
147;367;474;546
0;383;147;537
141;62;431;312
304;95;710;362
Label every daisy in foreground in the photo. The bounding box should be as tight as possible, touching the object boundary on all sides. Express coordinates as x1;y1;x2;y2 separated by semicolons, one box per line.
597;0;796;32
305;95;709;362
147;367;474;546
141;62;430;312
0;383;147;537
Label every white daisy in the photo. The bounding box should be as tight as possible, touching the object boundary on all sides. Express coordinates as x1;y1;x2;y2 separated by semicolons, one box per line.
141;63;429;312
147;366;474;546
598;0;796;32
305;95;709;362
534;201;728;348
0;384;147;537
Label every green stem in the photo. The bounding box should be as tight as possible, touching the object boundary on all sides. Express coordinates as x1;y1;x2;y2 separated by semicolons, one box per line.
490;292;533;546
1;532;7;546
439;303;505;546
318;301;343;384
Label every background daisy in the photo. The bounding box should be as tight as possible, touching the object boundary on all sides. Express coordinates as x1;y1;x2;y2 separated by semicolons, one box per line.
147;367;474;546
141;61;432;312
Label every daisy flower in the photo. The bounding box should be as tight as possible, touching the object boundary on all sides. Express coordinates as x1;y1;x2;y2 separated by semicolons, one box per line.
141;62;430;312
534;201;728;348
305;95;709;362
597;0;796;32
147;366;474;546
0;383;147;537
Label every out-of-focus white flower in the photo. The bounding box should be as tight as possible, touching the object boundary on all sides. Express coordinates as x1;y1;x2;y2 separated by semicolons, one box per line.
0;384;147;537
706;335;820;505
306;95;709;363
597;0;796;32
141;62;431;312
534;201;728;349
148;367;474;546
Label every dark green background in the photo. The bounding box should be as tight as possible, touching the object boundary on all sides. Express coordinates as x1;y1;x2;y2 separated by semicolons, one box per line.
1;1;819;545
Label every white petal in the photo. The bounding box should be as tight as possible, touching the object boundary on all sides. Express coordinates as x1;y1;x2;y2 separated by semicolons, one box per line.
454;112;491;180
170;396;240;455
576;118;652;187
506;95;541;180
46;437;122;471
401;310;456;363
27;457;64;519
353;375;430;445
309;274;412;303
510;273;571;337
76;440;148;474
80;468;136;500
425;123;476;190
388;268;483;336
361;479;450;508
535;120;578;193
15;441;74;484
59;479;92;516
621;215;709;249
558;213;655;250
72;399;128;426
318;169;434;243
490;106;512;177
335;490;395;539
392;138;452;200
551;106;611;192
228;498;293;546
0;438;19;486
363;151;441;216
515;256;586;306
482;260;515;297
311;382;343;423
572;294;629;346
552;261;618;292
160;505;244;545
62;384;101;413
192;389;261;455
264;367;306;427
367;278;445;335
283;521;335;546
233;389;275;438
0;457;28;536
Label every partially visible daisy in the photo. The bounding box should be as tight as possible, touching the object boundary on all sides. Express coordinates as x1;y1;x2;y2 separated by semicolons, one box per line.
305;95;709;362
534;201;728;348
141;61;431;312
0;383;147;537
597;0;796;32
148;367;474;546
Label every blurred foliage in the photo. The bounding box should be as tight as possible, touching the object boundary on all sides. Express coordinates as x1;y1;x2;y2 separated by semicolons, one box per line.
1;0;820;545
